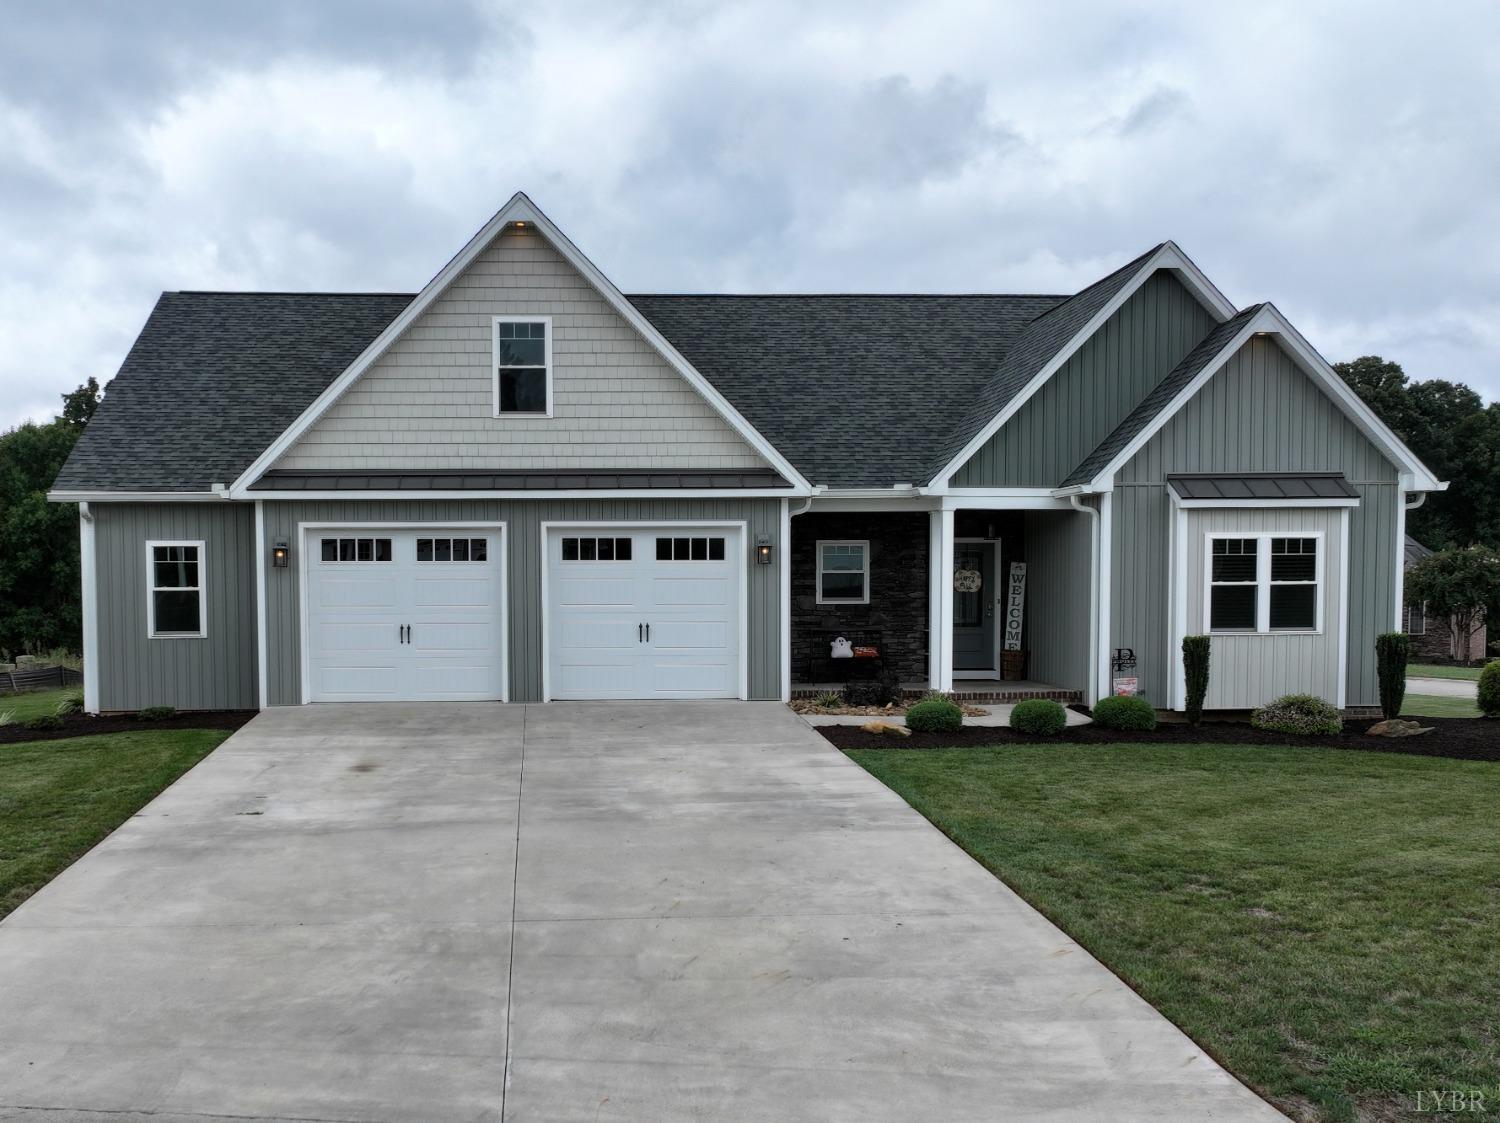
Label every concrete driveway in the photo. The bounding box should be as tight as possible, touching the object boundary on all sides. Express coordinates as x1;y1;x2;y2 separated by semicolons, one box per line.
0;703;1279;1122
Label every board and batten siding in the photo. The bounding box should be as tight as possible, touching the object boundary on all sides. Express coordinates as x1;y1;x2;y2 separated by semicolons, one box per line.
260;498;784;704
1111;335;1399;708
953;272;1217;487
91;502;258;711
274;226;767;473
1183;507;1345;709
1021;508;1093;693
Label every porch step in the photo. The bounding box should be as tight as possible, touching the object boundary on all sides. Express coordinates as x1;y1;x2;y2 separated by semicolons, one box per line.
791;684;1083;705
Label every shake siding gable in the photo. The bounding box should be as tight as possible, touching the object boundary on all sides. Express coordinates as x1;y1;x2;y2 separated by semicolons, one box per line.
274;226;768;472
952;272;1217;487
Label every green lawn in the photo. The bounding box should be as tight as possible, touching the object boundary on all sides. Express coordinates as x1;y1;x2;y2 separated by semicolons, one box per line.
0;686;79;723
0;729;228;919
1410;663;1484;682
1402;693;1480;719
848;743;1500;1122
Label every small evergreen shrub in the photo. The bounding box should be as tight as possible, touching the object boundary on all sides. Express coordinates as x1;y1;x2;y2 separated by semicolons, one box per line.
1251;694;1343;736
1479;660;1500;717
1182;635;1211;725
1375;632;1410;720
24;714;64;731
1091;695;1157;731
905;698;963;733
812;691;844;708
137;705;177;722
1009;698;1067;735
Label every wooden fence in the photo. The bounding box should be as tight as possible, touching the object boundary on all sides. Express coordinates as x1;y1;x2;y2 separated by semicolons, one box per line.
0;665;83;695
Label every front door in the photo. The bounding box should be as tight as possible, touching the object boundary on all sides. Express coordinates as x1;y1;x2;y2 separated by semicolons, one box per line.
953;542;996;673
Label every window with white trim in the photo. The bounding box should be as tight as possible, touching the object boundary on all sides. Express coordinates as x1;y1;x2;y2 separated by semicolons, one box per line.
493;316;550;415
817;541;869;604
1207;534;1321;634
148;541;206;638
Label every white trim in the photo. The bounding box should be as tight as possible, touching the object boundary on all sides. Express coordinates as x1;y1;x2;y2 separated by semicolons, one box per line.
1173;496;1360;509
492;314;554;418
1096;490;1113;702
815;539;870;605
254;501;268;710
295;521;509;705
50;491;224;503
79;504;99;714
1201;531;1326;636
243;488;799;502
930;241;1236;488
145;539;208;639
1078;305;1443;492
810;496;938;513
1067;494;1102;706
228;193;812;498
1393;475;1411;633
931;509;955;690
952;537;1002;676
779;498;791;702
1168;498;1189;710
938;489;1075;511
538;520;750;702
1337;507;1350;709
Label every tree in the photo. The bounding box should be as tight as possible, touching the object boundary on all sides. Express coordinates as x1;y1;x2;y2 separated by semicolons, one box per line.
1403;546;1500;663
0;379;99;657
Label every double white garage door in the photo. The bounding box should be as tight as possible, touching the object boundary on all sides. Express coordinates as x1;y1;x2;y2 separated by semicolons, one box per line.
304;525;743;702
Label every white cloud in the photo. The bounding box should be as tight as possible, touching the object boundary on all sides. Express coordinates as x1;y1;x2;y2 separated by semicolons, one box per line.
1;0;1497;435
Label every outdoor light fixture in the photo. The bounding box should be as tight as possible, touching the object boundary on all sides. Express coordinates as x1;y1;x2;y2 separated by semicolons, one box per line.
271;539;289;568
755;535;773;565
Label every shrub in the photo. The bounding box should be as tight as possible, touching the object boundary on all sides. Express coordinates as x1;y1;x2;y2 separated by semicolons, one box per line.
811;691;844;709
844;671;902;707
1479;661;1500;718
1182;635;1210;725
1251;694;1343;736
137;705;177;721
1375;632;1410;720
54;690;85;717
1091;695;1157;731
1010;698;1067;735
24;714;64;731
905;698;963;734
0;708;13;727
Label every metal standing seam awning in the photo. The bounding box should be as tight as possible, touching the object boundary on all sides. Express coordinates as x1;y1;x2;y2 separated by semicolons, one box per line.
1166;473;1359;501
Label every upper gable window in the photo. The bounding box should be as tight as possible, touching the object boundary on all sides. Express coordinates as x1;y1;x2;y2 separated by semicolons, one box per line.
493;316;552;416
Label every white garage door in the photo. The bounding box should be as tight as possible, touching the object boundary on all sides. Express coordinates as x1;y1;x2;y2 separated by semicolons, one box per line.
305;528;505;702
547;526;743;699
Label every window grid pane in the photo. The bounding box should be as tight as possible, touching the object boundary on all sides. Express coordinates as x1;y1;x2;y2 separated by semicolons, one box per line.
818;542;867;601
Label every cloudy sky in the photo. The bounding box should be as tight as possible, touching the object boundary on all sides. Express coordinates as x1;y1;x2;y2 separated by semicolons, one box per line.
3;0;1497;431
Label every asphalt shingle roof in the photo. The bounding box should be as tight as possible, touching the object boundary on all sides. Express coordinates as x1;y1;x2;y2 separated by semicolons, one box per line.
1060;305;1263;488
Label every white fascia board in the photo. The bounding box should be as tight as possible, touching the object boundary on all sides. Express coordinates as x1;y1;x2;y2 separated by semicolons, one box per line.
243;488;799;501
49;491;226;503
809;496;939;513
929;242;1236;490
228;192;813;498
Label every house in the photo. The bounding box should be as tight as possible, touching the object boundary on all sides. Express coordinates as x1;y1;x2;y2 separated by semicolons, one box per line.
50;193;1444;714
1402;535;1488;662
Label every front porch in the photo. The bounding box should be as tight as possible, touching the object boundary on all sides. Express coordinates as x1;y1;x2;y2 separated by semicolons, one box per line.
789;501;1100;703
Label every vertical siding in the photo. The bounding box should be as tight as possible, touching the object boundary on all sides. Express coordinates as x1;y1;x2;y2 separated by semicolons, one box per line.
1022;509;1092;692
276;226;766;472
1112;335;1399;707
1184;507;1345;709
261;498;783;704
954;272;1216;486
93;503;257;711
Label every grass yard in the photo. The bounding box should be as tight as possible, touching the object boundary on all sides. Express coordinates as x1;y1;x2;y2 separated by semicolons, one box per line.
1410;664;1484;682
0;686;79;723
0;729;228;920
848;742;1500;1122
1402;693;1481;719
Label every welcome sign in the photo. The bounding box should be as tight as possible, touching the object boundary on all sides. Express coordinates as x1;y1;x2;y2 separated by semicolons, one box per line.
1003;562;1026;651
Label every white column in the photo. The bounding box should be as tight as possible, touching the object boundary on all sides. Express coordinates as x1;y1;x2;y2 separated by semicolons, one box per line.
779;498;792;702
1096;490;1113;703
255;500;269;710
927;508;955;691
79;504;99;715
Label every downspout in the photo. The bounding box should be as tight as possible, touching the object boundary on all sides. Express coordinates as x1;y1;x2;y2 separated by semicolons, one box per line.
1069;494;1101;706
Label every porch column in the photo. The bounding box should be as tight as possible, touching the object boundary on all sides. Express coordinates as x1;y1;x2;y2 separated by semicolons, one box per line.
928;508;955;691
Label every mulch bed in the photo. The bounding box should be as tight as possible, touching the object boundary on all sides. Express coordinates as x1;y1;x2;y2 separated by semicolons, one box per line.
0;711;256;747
819;717;1500;762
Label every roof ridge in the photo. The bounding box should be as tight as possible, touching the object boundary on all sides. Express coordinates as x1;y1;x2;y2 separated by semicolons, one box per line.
627;292;1071;300
172;290;418;297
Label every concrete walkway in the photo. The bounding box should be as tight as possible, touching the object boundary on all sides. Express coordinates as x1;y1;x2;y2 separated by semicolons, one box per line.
0;703;1280;1122
1407;675;1479;699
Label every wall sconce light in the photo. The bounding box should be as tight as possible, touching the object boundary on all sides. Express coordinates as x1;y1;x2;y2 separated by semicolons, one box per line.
271;539;289;568
755;535;773;565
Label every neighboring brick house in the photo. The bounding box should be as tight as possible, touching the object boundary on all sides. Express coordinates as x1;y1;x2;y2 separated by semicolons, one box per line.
1403;536;1488;662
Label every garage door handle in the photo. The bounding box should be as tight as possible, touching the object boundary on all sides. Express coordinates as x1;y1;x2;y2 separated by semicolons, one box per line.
645;623;650;642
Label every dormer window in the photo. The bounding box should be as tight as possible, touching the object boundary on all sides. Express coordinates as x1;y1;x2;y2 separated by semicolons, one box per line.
493;316;552;415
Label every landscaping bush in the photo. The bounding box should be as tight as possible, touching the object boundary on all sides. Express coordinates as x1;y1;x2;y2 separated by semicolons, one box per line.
1091;695;1157;731
137;705;177;722
843;671;902;707
905;697;963;734
1010;698;1067;735
54;690;84;717
1479;660;1500;717
1182;635;1210;725
811;691;844;709
1251;694;1343;736
24;714;64;731
1375;632;1409;720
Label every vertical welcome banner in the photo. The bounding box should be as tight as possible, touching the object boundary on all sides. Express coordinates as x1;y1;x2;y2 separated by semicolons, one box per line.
1003;562;1026;651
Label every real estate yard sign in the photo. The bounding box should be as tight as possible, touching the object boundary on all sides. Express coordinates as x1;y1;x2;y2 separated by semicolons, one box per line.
1003;562;1026;651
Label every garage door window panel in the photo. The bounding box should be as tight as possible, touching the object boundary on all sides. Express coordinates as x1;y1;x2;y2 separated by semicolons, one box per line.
562;536;633;562
320;537;392;563
655;536;725;561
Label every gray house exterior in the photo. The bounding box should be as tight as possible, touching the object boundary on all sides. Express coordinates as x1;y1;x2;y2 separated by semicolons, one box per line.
52;193;1443;714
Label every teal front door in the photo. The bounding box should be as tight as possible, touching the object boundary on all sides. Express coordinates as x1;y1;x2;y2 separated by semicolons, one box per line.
953;542;996;672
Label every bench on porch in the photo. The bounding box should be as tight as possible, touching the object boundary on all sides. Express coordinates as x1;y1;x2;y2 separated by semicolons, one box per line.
804;630;887;684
